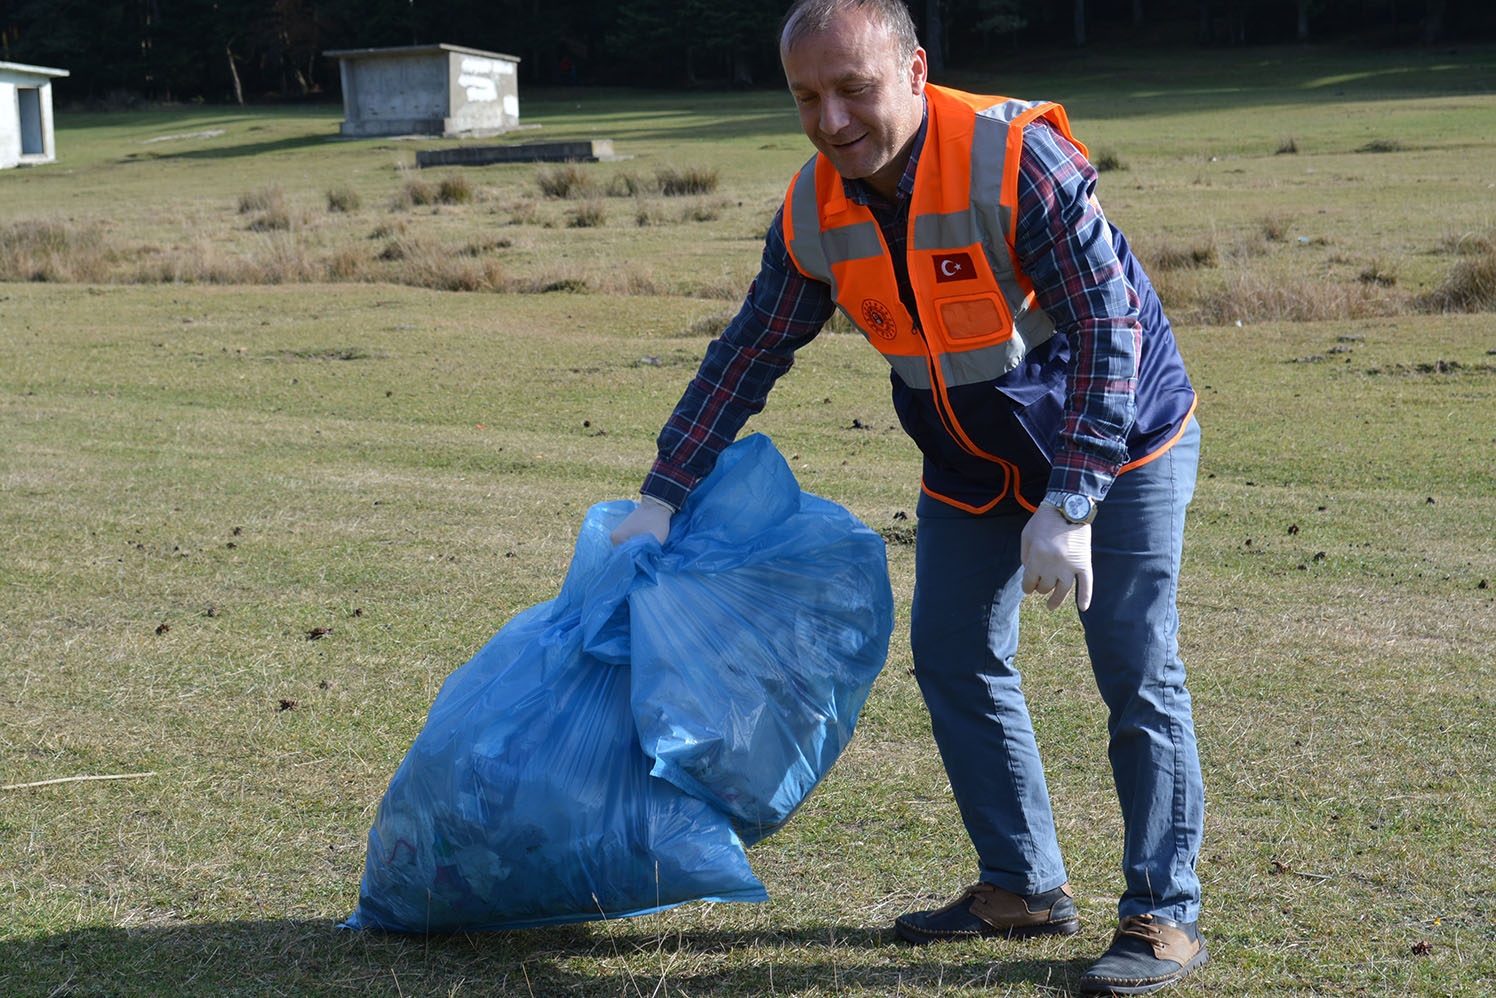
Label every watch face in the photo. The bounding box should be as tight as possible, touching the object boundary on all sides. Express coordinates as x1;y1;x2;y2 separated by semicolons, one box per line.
1064;494;1092;522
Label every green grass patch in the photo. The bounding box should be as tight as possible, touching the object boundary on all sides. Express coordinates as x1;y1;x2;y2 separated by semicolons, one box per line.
3;43;1496;997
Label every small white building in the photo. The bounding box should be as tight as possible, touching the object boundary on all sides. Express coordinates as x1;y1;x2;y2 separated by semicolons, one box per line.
1;61;68;168
324;44;521;138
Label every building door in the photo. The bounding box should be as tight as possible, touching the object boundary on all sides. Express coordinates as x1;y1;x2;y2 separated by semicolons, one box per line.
18;87;45;156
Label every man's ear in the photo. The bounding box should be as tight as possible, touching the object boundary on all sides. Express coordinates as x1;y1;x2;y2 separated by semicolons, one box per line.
909;46;929;94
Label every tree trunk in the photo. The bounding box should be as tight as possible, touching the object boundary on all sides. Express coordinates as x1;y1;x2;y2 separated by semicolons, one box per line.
1073;0;1086;46
1198;0;1211;42
225;41;244;105
1422;0;1448;43
1133;0;1144;29
1296;0;1309;41
926;0;945;75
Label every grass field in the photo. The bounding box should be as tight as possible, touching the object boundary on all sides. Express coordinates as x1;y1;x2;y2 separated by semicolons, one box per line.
2;42;1495;997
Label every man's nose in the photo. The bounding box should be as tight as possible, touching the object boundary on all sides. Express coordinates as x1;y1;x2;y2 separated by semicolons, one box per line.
819;96;850;135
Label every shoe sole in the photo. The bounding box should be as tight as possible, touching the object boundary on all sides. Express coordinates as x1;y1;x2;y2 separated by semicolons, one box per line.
1078;946;1209;995
894;917;1081;945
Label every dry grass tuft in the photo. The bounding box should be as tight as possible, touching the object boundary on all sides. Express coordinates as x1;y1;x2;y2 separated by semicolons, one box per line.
656;165;719;196
1151;238;1219;271
400;177;435;207
1419;247;1496;313
607;172;650;197
374;235;505;291
1093;149;1127;172
1358;259;1398;287
0;218;110;282
506;198;543;225
1259;215;1293;242
237;185;285;215
326;185;361;213
592;265;664;297
436;173;475;205
459;237;512;257
239;185;293;232
537;163;596;199
1275;136;1299;155
1438;230;1495;257
1356;138;1404;153
1170;267;1410;325
635;201;666;227
324;246;368;281
679;200;721;223
247;207;294;232
404;255;505;293
253;231;324;283
513;274;589;293
392;173;471;209
567;201;607;228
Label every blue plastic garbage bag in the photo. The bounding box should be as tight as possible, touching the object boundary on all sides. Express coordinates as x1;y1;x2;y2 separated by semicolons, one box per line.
625;435;894;843
343;433;893;932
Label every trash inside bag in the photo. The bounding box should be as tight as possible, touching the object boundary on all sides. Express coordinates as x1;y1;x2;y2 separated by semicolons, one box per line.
344;434;893;932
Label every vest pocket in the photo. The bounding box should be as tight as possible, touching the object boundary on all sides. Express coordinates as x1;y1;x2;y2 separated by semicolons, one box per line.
933;291;1013;347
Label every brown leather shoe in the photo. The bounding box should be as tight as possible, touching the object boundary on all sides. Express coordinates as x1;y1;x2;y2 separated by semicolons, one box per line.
894;881;1079;943
1078;914;1208;994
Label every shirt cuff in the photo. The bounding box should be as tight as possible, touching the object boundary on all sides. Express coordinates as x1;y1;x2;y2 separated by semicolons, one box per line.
640;460;695;512
1045;456;1117;505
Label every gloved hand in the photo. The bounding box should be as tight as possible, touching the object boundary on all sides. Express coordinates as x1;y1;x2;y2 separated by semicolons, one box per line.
609;494;674;546
1020;503;1094;612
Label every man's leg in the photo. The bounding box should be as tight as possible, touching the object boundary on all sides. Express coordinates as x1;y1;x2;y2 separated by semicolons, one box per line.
1078;418;1208;994
895;494;1076;942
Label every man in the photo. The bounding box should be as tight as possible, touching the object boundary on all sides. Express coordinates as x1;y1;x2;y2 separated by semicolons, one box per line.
610;1;1207;992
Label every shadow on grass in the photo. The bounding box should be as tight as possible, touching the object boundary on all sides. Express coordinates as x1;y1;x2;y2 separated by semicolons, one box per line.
2;918;1095;996
117;134;337;162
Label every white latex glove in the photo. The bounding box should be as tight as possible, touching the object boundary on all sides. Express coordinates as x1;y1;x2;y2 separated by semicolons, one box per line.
609;494;673;546
1020;503;1094;612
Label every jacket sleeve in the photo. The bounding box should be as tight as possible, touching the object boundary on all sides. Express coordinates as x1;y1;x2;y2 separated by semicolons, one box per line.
1012;119;1141;503
640;207;836;509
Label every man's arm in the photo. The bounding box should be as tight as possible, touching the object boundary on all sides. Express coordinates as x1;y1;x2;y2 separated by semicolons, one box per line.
611;208;834;543
1013;119;1142;611
1013;119;1142;506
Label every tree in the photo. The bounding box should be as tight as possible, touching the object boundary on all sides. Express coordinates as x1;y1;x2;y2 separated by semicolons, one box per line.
1422;0;1448;42
925;0;944;74
609;0;778;86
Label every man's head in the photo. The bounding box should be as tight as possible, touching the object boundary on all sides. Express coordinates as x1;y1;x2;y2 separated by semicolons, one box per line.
779;0;927;199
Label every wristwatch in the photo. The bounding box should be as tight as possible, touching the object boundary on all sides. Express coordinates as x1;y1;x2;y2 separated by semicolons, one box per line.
1045;492;1097;525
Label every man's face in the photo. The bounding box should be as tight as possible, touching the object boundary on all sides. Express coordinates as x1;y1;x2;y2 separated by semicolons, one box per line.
781;10;927;199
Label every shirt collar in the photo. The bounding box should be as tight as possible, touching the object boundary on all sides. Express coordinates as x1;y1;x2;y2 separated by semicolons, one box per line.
842;96;927;207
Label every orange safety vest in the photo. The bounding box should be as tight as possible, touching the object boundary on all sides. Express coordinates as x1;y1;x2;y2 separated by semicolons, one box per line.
781;85;1195;513
784;86;1082;392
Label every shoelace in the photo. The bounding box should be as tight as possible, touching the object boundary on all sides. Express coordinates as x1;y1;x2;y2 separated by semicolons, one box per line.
943;882;991;911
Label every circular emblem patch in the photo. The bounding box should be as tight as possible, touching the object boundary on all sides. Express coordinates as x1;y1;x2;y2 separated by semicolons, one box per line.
861;299;897;340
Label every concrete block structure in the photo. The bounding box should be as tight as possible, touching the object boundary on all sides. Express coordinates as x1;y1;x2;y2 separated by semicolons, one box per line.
324;44;521;138
1;61;68;168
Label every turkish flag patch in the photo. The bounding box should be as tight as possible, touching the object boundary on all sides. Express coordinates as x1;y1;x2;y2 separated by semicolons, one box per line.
933;252;977;283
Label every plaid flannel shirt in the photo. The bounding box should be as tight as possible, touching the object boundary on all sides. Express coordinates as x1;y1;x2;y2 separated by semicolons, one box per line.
641;101;1141;511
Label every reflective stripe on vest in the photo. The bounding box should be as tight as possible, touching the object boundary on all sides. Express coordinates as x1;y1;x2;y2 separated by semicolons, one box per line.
783;86;1087;392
